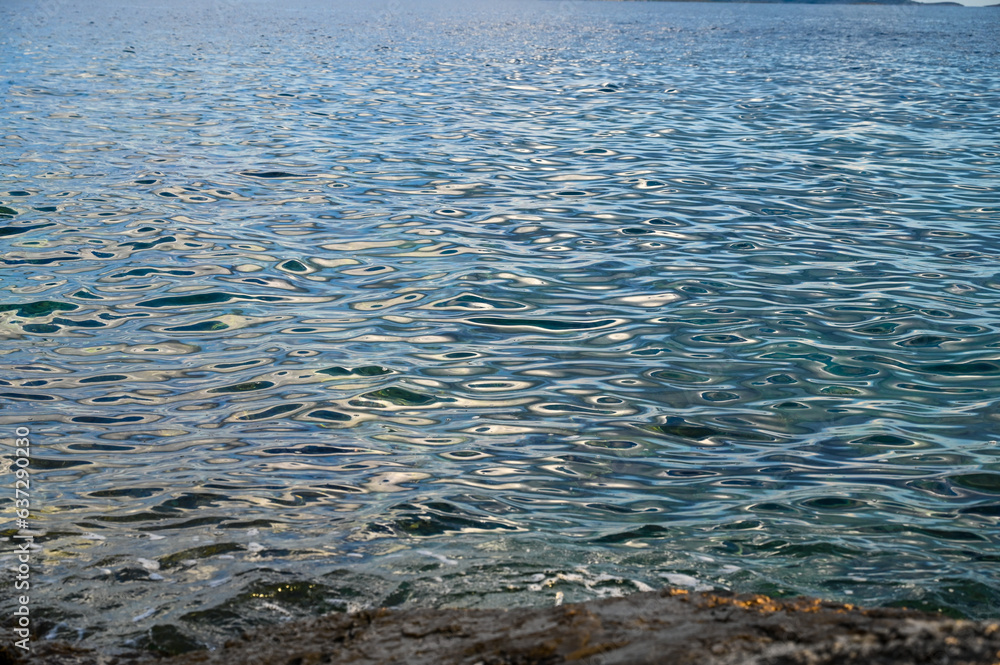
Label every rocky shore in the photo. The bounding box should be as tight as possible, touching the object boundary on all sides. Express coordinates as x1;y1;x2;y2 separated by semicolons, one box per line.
8;588;1000;665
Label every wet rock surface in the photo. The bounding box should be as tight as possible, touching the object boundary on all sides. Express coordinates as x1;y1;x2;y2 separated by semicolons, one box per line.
9;588;1000;665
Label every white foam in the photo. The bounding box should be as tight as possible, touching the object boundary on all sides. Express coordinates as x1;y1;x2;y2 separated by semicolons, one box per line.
661;573;712;591
417;549;459;565
259;601;291;616
132;608;156;622
137;558;159;571
631;580;655;592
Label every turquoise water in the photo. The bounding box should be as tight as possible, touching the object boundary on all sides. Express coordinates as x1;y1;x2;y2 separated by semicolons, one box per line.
2;0;999;653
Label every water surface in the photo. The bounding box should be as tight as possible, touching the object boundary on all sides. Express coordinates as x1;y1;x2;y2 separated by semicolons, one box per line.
1;0;999;653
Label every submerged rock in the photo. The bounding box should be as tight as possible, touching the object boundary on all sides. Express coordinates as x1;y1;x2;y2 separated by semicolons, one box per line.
11;588;1000;665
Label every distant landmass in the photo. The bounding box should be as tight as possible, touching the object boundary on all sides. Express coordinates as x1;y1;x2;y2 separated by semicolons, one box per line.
658;0;967;4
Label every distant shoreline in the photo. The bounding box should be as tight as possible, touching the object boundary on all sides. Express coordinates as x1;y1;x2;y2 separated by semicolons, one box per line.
637;0;981;6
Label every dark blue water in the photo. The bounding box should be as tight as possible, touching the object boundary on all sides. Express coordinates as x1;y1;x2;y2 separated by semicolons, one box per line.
2;0;999;653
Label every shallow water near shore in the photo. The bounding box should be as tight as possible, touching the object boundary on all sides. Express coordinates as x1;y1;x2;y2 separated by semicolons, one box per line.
1;0;999;654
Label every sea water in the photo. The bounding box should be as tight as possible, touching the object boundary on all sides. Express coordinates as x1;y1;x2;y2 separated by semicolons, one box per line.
1;0;998;653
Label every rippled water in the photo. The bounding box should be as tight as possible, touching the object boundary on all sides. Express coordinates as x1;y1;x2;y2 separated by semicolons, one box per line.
2;0;999;654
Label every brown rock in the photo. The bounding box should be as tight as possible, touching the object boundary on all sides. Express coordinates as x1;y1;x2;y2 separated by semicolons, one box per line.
11;589;1000;665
